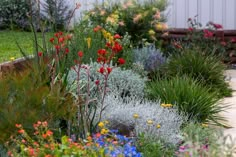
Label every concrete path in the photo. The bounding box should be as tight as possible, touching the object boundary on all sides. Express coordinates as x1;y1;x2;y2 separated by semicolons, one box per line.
222;70;236;139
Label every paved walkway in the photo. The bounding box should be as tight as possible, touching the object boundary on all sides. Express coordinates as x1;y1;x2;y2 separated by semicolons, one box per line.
222;70;236;139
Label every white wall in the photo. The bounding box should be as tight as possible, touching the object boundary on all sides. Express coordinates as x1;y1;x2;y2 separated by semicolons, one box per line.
43;0;236;30
167;0;236;29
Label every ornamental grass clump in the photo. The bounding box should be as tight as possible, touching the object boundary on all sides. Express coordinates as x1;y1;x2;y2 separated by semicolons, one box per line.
146;76;225;125
0;68;76;144
99;94;186;145
162;48;232;98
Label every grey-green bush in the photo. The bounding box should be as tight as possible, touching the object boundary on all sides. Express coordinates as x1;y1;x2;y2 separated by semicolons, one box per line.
100;94;186;145
67;62;148;99
146;76;225;125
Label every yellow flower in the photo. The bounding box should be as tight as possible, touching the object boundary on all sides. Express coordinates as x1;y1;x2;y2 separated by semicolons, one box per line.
10;57;15;61
161;103;167;107
155;23;168;31
166;104;173;108
111;14;119;20
148;29;156;36
161;103;173;108
147;120;153;125
104;120;109;124
108;36;114;43
106;15;118;25
102;29;107;34
102;29;112;40
98;122;105;128
156;124;161;129
101;128;109;135
155;23;163;30
201;123;208;128
86;37;91;49
133;113;139;119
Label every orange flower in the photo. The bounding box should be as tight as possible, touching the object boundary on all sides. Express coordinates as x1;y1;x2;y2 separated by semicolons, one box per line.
133;14;142;23
44;144;49;148
28;148;35;156
42;121;48;127
18;129;25;134
15;124;22;128
42;134;47;139
93;25;102;32
46;130;53;136
87;136;92;141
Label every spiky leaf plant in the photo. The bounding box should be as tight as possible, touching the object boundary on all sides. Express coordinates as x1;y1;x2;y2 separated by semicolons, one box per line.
146;76;226;125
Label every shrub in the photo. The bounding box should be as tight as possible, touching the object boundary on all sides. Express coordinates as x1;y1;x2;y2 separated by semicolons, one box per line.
41;0;73;31
162;48;232;98
137;133;176;157
99;94;186;145
0;0;31;30
68;25;133;67
67;61;148;99
146;76;225;124
133;45;166;72
186;18;227;57
83;0;168;45
176;122;236;157
0;68;76;144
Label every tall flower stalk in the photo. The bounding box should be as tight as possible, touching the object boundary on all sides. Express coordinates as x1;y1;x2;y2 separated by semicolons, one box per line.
71;28;125;138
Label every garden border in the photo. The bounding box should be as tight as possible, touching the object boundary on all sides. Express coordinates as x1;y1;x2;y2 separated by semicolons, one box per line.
159;28;236;40
0;56;32;75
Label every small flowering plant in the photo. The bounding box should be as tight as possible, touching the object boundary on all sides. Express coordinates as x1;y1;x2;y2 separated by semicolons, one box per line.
175;122;236;157
7;121;88;157
92;121;142;157
173;17;227;58
36;31;74;89
7;121;141;157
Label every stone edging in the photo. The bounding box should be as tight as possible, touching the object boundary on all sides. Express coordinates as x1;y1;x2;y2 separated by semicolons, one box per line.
0;56;33;74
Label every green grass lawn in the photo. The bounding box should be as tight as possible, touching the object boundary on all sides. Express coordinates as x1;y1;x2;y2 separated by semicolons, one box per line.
0;30;52;63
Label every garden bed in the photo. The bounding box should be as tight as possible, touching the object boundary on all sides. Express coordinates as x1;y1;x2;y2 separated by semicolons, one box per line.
1;1;236;156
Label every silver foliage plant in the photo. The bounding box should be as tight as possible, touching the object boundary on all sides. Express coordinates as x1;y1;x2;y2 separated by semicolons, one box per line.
133;45;166;72
67;61;148;98
100;94;187;145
